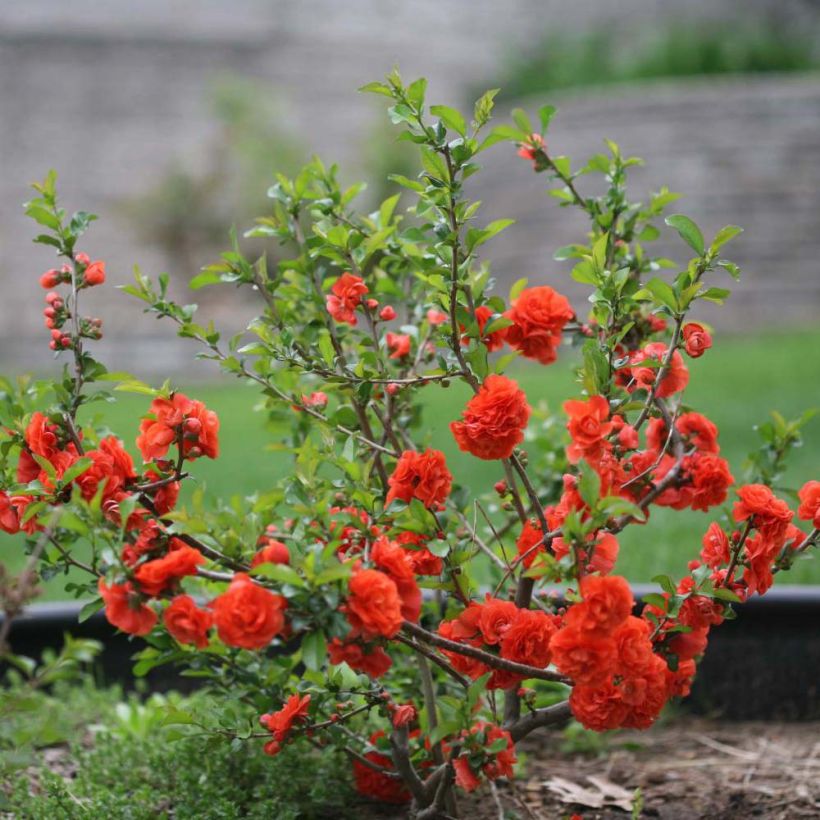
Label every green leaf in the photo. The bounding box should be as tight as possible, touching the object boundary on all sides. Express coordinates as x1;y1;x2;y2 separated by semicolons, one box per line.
711;225;742;251
511;108;533;135
665;214;705;256
642;277;679;311
538;104;557;132
301;631;327;672
189;271;224;290
358;81;393;97
577;461;601;508
430;105;466;136
251;563;306;588
78;598;104;623
473;88;499;129
59;457;94;485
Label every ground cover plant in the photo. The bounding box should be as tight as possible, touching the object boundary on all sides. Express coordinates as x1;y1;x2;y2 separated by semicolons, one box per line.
0;71;817;817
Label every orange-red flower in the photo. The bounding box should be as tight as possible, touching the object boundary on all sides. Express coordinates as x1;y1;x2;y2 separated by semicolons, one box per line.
212;573;287;649
0;492;20;534
386;448;452;509
550;626;617;686
83;260;106;287
345;568;403;638
98;578;157;636
504;286;573;364
251;537;291;567
134;544;205;597
625;342;689;398
682;322;712;358
385;332;411;359
370;536;421;623
352;732;410;803
326;272;368;325
700;522;731;568
260;693;311;755
569;681;628;731
328;637;393;678
733;484;793;546
565;575;634;636
461;305;507;352
450;375;531;460
136;393;219;462
500;608;558;667
564;394;613;464
797;480;820;527
163;595;213;648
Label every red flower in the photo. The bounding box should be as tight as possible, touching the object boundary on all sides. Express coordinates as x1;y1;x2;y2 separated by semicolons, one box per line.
212;573;287;649
379;305;397;321
504;286;573;364
700;522;731;568
328;637;392;678
733;484;793;546
163;595;213;648
386;448;452;509
385;332;411;359
0;492;20;534
569;681;627;731
450;375;531;460
516;518;547;569
134;544;205;597
352;732;410;804
682;322;712;358
453;757;482;792
260;693;311;755
251;537;291;567
478;596;519;645
565;575;634;636
551;626;617;686
24;412;61;460
647;411;720;455
611;616;654;676
797;480;820;527
686;453;734;512
371;537;421;623
500;608;558;667
564;395;613;464
326;272;368;325
517;133;544;165
98;578;157;636
83;260;106;287
345;568;403;638
461;305;507;352
395;531;443;576
391;704;417;728
625;342;689;398
136;393;219;462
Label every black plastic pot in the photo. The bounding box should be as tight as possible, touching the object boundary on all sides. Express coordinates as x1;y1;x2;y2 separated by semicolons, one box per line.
3;586;819;719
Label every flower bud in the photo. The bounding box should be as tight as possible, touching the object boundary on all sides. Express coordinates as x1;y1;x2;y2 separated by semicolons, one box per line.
386;383;399;396
184;417;202;435
366;298;379;310
40;269;61;289
494;480;507;495
379;305;396;321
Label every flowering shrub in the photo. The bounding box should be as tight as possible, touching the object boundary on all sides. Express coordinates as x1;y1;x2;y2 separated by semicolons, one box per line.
1;70;817;818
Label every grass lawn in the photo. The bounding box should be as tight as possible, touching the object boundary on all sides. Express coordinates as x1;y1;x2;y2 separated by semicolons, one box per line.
2;328;818;598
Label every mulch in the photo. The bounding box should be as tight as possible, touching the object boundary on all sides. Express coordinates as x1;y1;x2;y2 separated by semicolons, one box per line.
360;718;820;819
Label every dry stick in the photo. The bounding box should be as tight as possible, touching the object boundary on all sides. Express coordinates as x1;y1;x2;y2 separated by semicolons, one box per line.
402;620;570;684
0;509;62;654
48;536;95;576
471;502;510;569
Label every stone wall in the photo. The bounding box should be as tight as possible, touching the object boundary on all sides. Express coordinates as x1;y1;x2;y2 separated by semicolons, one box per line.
0;0;817;376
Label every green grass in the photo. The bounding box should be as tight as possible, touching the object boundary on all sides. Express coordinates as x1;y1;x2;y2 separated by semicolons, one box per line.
490;23;819;103
1;329;818;598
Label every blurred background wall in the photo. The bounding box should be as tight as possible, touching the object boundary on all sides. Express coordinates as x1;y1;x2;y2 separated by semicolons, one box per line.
1;0;819;378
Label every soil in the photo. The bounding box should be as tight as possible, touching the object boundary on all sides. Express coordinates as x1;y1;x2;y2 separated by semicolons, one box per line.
359;718;820;820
